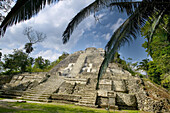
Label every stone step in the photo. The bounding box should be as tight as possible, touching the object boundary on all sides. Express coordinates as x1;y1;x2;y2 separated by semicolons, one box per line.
39;94;51;97
23;97;33;100
21;75;64;102
38;96;50;99
0;94;18;98
80;94;96;97
80;99;95;103
23;91;39;94
82;89;96;92
79;100;95;105
23;95;37;98
81;96;96;100
23;93;37;96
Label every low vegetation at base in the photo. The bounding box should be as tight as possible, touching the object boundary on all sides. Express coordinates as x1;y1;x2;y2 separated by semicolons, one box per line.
0;101;149;113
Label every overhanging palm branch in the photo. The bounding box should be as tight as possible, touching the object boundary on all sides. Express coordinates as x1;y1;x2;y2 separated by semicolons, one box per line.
97;3;149;89
0;0;59;36
62;0;140;44
97;2;170;89
142;10;166;54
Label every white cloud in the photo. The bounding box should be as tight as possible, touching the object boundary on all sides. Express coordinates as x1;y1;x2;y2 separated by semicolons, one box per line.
110;18;125;32
32;50;61;61
1;48;13;56
0;0;95;61
102;33;111;40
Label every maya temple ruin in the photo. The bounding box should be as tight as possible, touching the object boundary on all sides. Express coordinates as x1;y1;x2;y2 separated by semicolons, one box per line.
0;47;169;112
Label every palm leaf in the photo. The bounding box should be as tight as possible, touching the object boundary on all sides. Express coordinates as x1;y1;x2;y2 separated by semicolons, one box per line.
62;0;141;44
147;10;165;53
96;2;158;89
106;0;170;54
97;1;170;89
0;0;59;37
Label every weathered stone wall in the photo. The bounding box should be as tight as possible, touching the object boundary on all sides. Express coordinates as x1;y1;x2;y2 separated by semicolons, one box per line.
1;72;48;91
0;75;13;89
127;78;170;112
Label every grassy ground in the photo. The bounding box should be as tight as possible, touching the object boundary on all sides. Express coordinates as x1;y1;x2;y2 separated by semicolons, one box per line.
0;100;149;113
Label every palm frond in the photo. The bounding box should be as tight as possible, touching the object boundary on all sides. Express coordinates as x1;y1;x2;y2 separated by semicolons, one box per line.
62;0;105;44
147;10;165;47
96;2;158;89
0;0;59;37
62;0;141;44
105;0;170;54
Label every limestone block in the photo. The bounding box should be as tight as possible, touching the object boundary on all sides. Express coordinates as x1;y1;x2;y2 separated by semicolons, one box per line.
17;76;24;80
110;69;124;74
91;69;97;73
116;93;137;107
108;97;116;106
100;79;112;85
73;83;86;94
99;97;108;107
98;96;118;109
65;78;87;85
98;90;108;97
113;80;127;92
81;63;93;73
51;94;81;102
107;91;116;98
99;79;112;90
58;82;76;94
13;76;18;80
85;47;97;53
58;63;75;76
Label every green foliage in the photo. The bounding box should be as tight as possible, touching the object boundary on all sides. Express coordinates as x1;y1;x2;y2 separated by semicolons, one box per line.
45;52;69;71
0;50;69;74
0;51;2;61
136;59;150;78
141;15;170;89
33;56;50;70
112;52;136;76
29;52;69;72
147;61;162;85
2;49;33;73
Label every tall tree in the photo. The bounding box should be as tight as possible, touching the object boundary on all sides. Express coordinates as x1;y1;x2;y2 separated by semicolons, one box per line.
137;59;150;78
34;56;50;70
23;26;46;54
141;15;170;89
0;0;169;88
3;49;33;73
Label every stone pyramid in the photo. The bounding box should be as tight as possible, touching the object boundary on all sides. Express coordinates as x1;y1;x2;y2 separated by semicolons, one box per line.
0;47;169;112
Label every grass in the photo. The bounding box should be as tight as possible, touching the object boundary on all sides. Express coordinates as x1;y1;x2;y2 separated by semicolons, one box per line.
0;101;149;113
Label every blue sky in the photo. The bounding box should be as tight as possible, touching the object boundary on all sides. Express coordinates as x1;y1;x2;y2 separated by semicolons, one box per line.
0;0;150;62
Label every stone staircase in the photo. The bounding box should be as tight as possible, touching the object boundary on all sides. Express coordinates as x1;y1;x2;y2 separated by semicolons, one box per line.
76;84;97;107
20;75;64;102
0;90;23;99
70;52;87;77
